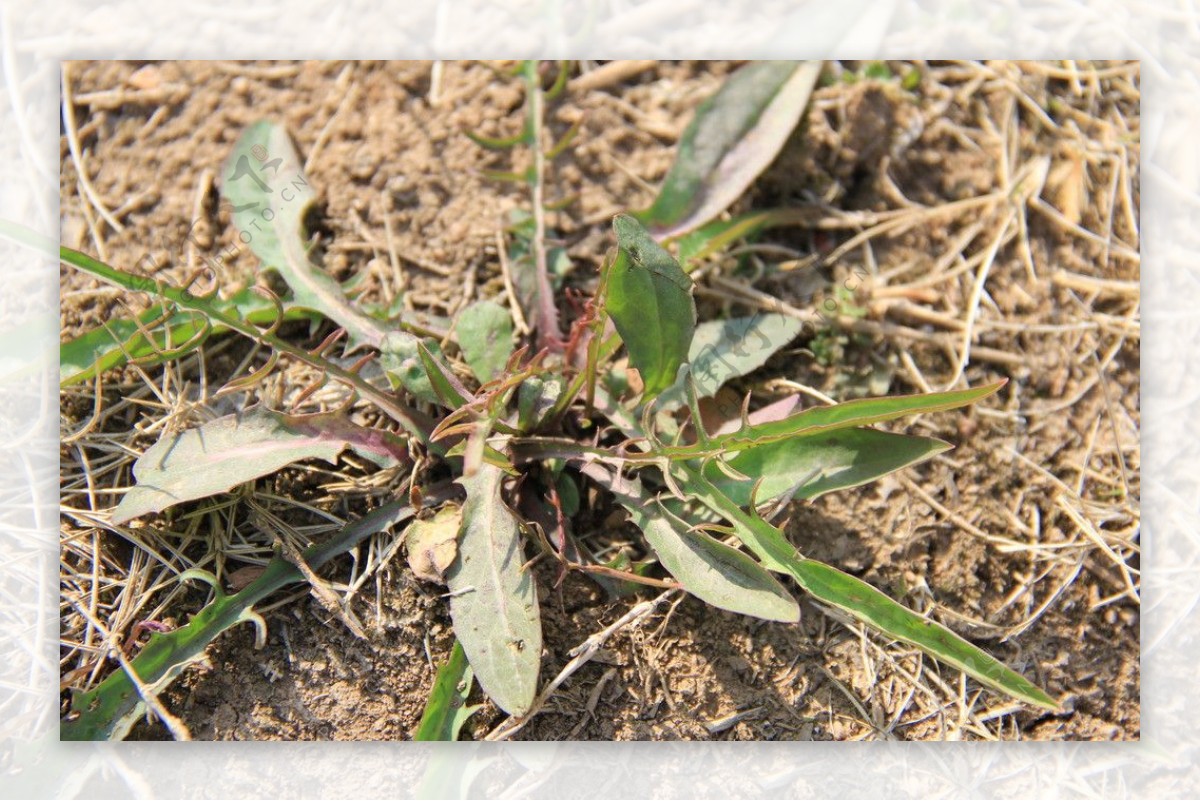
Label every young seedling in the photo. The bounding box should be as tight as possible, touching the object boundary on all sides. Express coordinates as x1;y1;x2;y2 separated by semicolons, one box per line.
59;61;1058;741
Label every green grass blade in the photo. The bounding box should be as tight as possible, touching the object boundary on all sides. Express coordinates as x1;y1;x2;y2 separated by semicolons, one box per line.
61;497;432;740
466;127;532;150
414;640;482;741
674;208;822;267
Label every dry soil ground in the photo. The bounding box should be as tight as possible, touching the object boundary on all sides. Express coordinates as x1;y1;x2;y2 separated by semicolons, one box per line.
60;60;1140;741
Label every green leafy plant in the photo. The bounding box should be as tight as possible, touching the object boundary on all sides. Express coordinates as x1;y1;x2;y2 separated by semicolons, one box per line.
59;61;1056;741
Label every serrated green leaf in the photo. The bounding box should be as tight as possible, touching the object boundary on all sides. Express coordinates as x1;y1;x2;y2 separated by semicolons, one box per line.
584;463;798;622
221;121;397;350
705;428;952;506
606;214;696;400
456;300;514;384
414;640;482;741
111;407;406;523
637;61;821;238
656;313;804;411
447;465;541;716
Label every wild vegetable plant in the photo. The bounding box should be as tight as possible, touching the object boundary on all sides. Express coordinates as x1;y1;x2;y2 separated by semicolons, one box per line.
60;60;1056;741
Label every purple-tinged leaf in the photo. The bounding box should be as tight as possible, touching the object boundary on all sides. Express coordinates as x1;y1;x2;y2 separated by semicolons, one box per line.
713;394;803;435
221;121;398;351
112;407;407;523
637;61;822;239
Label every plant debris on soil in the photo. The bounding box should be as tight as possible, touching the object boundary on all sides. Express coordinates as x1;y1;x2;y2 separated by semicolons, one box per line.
60;60;1140;741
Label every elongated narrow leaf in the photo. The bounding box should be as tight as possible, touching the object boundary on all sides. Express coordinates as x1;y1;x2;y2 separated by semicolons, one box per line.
678;463;1057;710
60;246;438;445
658;380;1006;461
60;290;316;386
417;340;474;410
447;465;541;716
414;641;482;741
638;61;822;238
675;208;820;267
456;300;515;384
657;313;804;411
221;121;396;350
705;428;952;506
61;304;203;386
380;334;449;406
582;462;798;622
112;407;407;523
788;559;1058;710
606;214;696;400
63;498;426;740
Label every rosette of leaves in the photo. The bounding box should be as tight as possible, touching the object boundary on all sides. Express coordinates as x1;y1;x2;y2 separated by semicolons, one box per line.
58;62;1055;741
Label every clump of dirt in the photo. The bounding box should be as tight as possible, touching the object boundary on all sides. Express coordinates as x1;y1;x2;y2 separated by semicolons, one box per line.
61;60;1139;741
